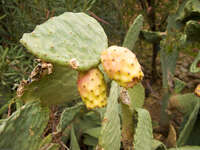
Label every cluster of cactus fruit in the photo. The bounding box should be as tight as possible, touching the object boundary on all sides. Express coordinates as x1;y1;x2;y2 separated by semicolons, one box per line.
77;46;143;109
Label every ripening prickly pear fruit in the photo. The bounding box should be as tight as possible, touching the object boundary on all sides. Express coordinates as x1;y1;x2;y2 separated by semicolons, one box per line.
195;84;200;97
77;68;107;109
101;46;144;88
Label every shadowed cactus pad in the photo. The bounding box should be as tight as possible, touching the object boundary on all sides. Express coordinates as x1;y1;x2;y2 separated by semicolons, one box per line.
101;46;144;88
77;68;107;109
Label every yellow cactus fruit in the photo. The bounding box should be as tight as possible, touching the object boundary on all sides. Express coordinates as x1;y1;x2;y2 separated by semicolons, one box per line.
195;84;200;97
101;46;144;88
77;68;107;109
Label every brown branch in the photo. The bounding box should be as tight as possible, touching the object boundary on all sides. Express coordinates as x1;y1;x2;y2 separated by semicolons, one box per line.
138;0;147;11
88;11;110;25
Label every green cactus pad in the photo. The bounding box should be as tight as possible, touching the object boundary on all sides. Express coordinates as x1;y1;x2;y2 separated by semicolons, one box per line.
176;0;200;23
169;146;200;150
185;20;200;42
134;108;153;150
20;65;80;105
169;93;199;115
20;12;108;71
70;125;81;150
177;101;200;146
123;14;143;51
57;102;85;132
99;81;121;150
140;30;166;43
0;101;49;150
128;83;145;110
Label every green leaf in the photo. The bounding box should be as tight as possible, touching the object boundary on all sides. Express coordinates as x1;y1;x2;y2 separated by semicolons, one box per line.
83;127;101;138
185;20;200;42
169;146;200;150
169;93;199;114
39;134;53;149
174;78;186;94
0;101;49;150
83;134;98;146
121;102;134;149
140;30;166;43
70;125;80;150
185;114;200;145
128;83;145;110
20;65;80;105
123;14;143;51
134;108;153;150
176;0;200;23
20;12;108;71
177;101;200;146
160;46;179;88
69;111;101;142
57;102;85;132
190;51;200;73
98;81;121;150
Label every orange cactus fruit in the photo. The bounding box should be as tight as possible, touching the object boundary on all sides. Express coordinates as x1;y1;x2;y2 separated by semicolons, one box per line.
77;68;107;109
101;46;144;88
195;84;200;97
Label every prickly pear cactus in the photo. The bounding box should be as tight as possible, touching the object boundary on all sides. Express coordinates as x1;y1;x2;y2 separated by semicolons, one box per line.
19;65;80;105
0;101;49;150
98;82;121;150
77;68;107;109
20;12;108;71
140;30;166;43
134;108;153;150
176;0;200;23
123;14;143;51
19;12;108;105
101;46;143;88
185;20;200;42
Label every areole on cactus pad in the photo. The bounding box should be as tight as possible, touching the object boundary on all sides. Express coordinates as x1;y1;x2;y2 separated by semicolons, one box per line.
77;68;107;109
101;46;144;88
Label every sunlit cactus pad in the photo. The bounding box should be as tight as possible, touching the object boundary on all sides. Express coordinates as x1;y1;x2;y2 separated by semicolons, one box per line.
20;12;108;71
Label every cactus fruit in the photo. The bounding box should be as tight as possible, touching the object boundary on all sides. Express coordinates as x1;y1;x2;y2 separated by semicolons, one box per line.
77;68;107;109
195;84;200;97
101;46;144;88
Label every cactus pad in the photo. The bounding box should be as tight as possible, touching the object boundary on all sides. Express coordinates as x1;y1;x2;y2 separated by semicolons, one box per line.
0;101;49;150
19;65;80;105
101;46;144;88
77;68;107;109
20;12;108;71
